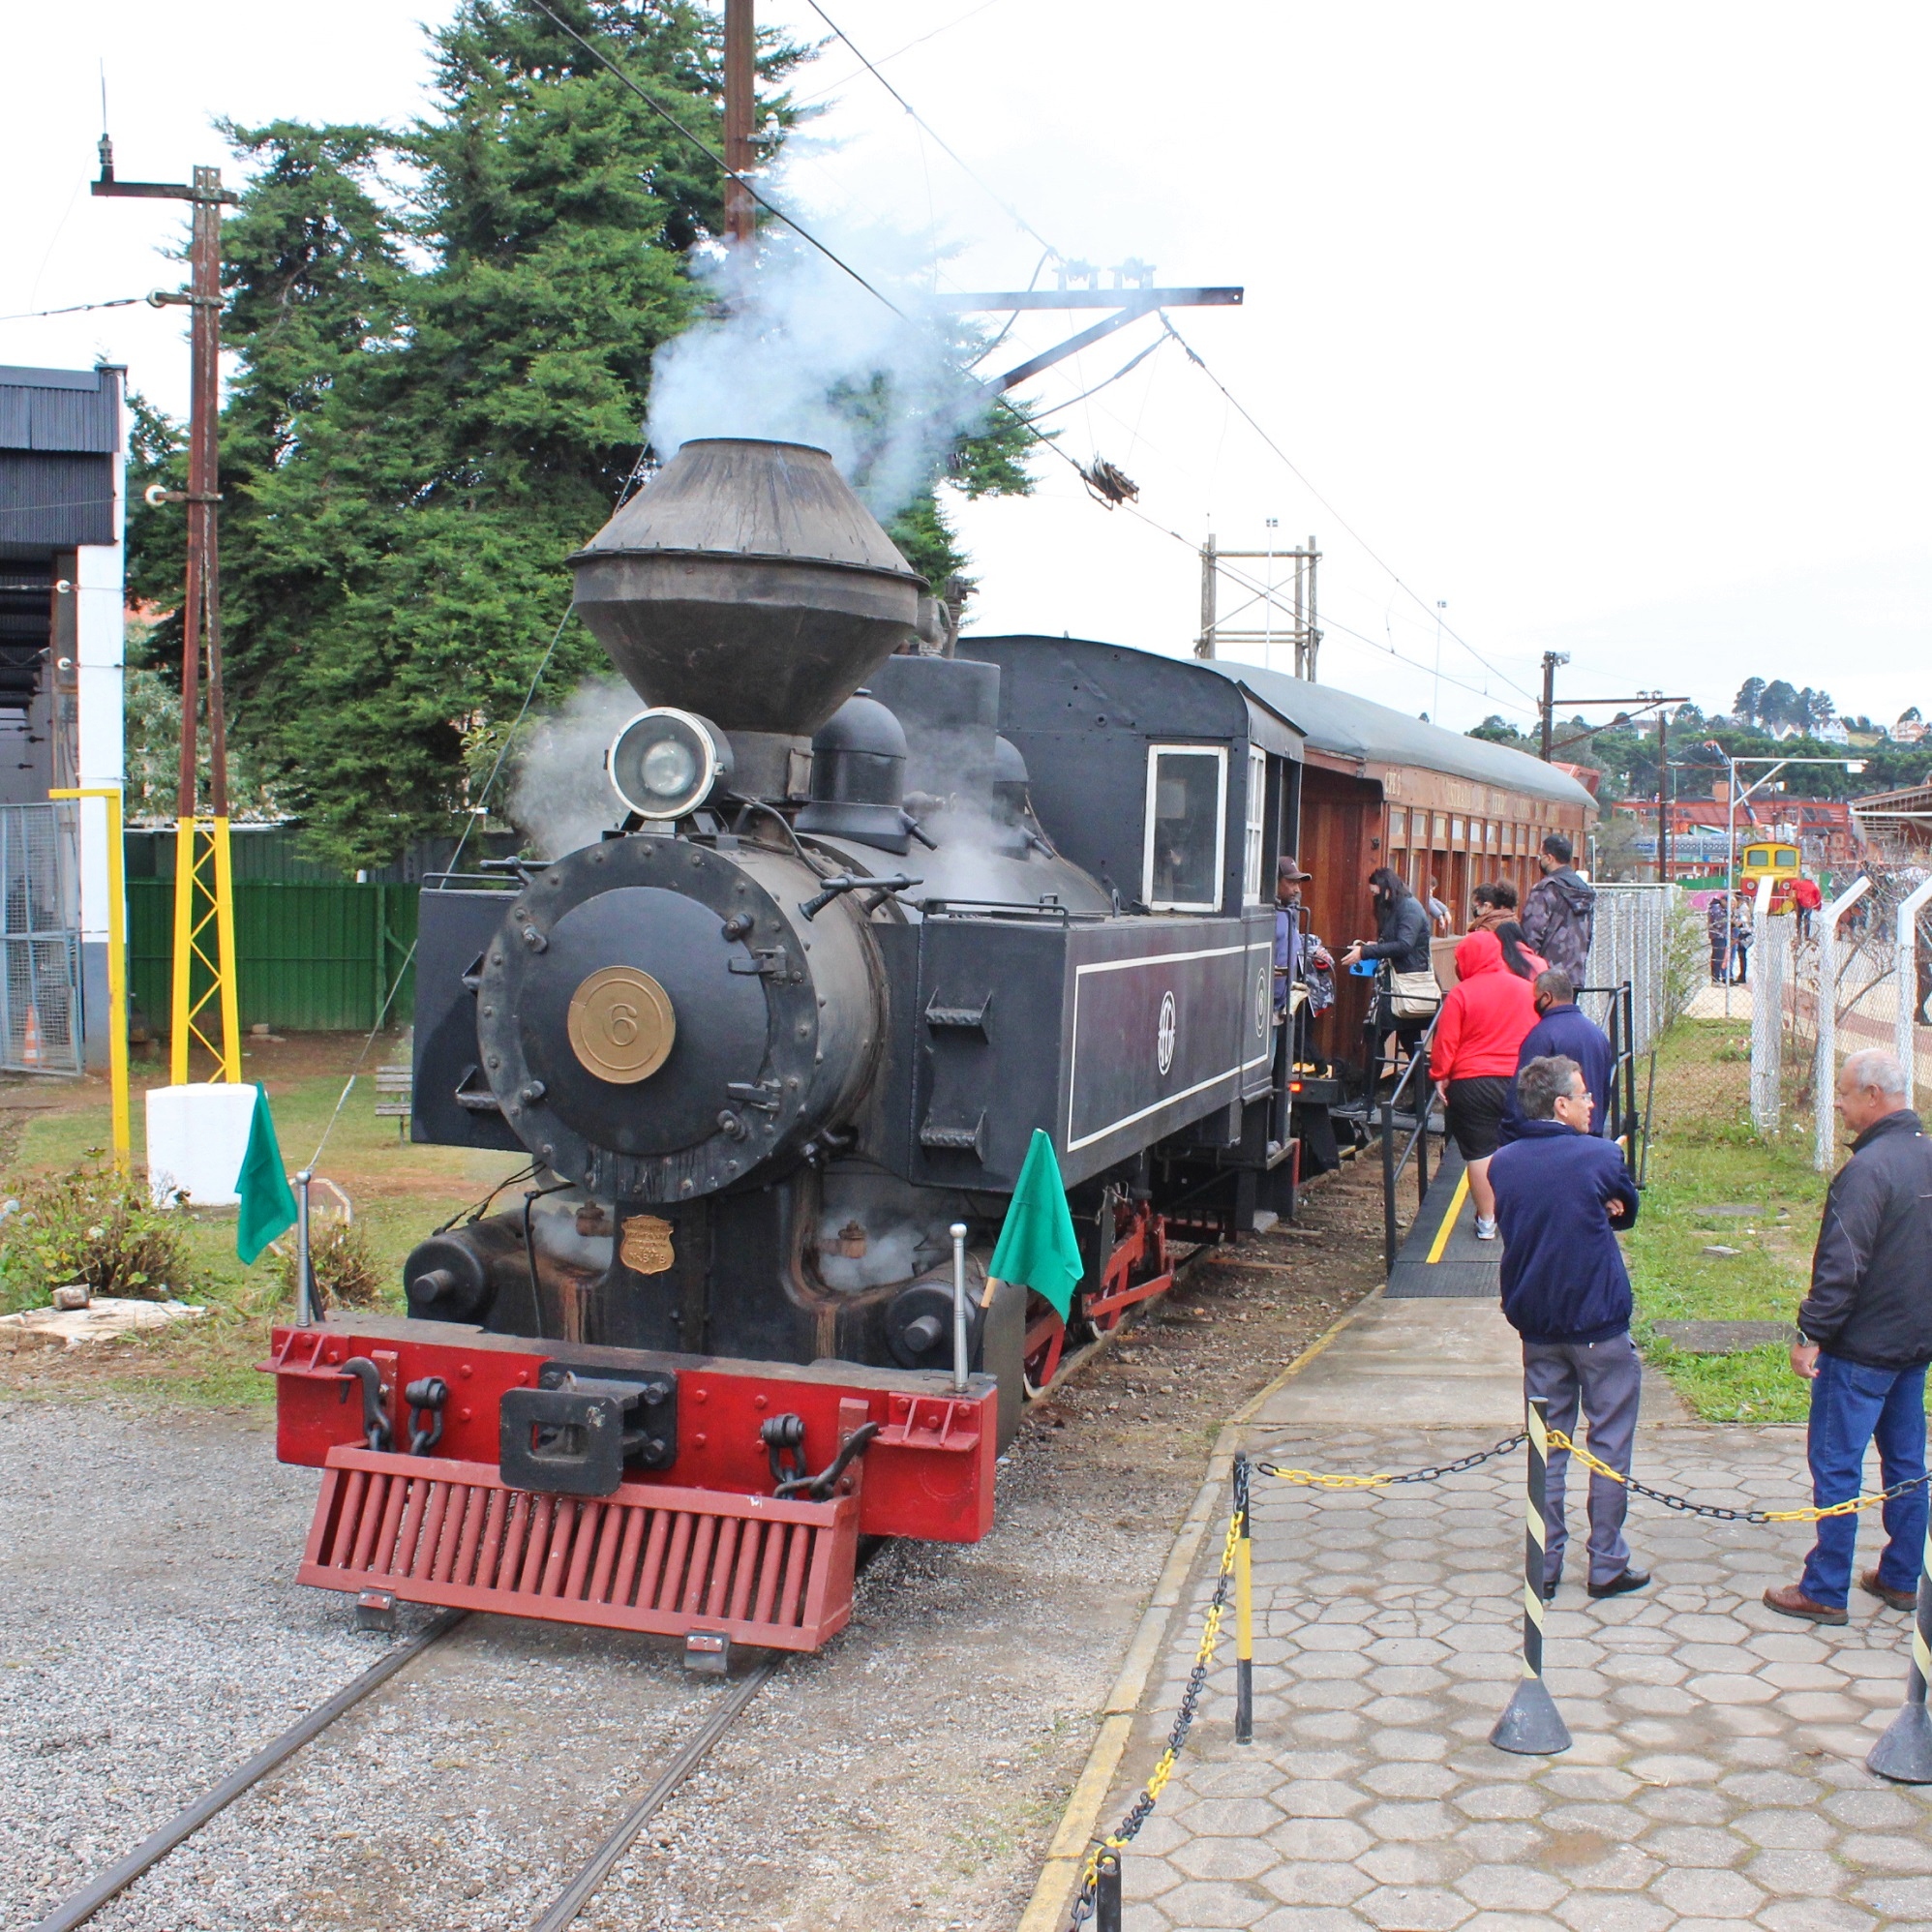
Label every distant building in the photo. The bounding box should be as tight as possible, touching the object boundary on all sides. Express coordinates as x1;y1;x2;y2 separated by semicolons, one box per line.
0;363;128;1070
1615;781;1862;875
1852;775;1932;861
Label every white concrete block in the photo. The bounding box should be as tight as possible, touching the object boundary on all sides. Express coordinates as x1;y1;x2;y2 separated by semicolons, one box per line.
145;1082;260;1207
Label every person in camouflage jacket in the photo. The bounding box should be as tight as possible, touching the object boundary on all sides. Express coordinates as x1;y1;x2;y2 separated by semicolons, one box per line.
1522;832;1597;982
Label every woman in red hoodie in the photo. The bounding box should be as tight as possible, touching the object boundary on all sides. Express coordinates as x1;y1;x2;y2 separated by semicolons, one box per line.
1432;929;1541;1240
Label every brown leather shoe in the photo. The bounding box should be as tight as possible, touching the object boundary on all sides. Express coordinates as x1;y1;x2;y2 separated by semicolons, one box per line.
1763;1584;1849;1624
1859;1569;1918;1613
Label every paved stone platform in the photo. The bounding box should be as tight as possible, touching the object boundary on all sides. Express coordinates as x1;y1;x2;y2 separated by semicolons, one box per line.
1102;1424;1932;1932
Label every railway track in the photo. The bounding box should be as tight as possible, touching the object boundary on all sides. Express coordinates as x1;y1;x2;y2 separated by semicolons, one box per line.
28;1244;1234;1932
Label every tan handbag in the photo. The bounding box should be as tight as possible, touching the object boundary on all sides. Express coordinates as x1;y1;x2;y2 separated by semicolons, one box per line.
1386;966;1442;1021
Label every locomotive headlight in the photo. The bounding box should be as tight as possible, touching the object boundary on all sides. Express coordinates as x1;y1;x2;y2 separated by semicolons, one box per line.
608;709;733;819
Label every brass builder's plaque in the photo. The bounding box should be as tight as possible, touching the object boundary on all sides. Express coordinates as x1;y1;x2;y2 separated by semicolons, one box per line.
620;1215;676;1276
567;966;675;1083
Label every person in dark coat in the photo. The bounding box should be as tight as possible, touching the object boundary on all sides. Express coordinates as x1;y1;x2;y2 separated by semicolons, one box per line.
1342;867;1435;1082
1706;894;1732;983
1497;970;1615;1142
1522;833;1596;983
1490;1053;1648;1601
1765;1049;1932;1623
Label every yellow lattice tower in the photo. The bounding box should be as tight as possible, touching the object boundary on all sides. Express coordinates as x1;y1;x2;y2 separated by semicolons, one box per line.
169;814;240;1084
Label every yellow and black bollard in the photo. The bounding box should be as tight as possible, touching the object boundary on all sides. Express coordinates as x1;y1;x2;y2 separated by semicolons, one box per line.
1868;1522;1932;1783
1234;1452;1253;1745
1489;1396;1572;1756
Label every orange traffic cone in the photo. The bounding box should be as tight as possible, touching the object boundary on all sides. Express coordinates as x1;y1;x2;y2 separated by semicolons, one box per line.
21;1005;42;1070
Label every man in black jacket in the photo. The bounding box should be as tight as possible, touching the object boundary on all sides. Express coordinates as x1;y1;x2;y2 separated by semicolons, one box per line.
1765;1049;1932;1624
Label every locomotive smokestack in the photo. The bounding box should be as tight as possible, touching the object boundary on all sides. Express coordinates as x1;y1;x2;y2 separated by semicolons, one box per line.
569;438;925;745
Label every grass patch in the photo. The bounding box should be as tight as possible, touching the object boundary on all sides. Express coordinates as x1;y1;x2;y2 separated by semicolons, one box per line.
1627;1019;1827;1422
0;1035;524;1408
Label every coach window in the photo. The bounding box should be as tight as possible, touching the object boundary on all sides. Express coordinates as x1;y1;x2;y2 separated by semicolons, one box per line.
1242;746;1268;904
1144;744;1227;911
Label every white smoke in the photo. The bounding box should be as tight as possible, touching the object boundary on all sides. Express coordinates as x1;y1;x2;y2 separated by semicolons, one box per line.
645;229;994;523
506;677;639;860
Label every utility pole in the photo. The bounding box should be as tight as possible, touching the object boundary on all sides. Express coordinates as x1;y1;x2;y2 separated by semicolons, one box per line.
1655;704;1672;884
723;0;756;246
94;138;242;1084
1196;534;1218;658
1196;533;1320;674
1538;651;1570;761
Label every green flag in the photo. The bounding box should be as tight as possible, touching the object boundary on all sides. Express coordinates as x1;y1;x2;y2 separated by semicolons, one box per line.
987;1129;1084;1321
236;1086;298;1265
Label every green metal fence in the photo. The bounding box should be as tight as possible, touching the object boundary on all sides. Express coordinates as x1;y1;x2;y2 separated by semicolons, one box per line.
129;881;418;1033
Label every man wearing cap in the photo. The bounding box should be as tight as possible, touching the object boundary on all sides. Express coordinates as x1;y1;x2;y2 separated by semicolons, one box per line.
1274;856;1312;1012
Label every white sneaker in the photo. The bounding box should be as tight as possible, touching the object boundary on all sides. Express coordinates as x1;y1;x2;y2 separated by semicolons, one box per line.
1474;1216;1498;1241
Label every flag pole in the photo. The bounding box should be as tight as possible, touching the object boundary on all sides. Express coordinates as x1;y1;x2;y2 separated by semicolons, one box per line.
295;1167;317;1325
950;1222;970;1393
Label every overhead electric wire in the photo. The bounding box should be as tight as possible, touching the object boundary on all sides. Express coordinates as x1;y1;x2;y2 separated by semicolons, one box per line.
790;0;1011;106
1157;317;1543;709
522;0;910;319
1025;333;1170;422
796;0;1064;263
0;295;144;323
543;0;1534;719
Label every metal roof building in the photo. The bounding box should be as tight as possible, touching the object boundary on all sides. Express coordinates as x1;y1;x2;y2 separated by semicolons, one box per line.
0;363;128;1071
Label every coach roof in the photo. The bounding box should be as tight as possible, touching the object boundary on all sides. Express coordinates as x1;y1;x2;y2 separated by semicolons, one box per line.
1204;658;1594;810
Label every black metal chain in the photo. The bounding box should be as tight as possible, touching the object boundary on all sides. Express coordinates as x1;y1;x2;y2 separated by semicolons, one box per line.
1066;1495;1242;1931
1610;1463;1932;1525
1254;1431;1526;1491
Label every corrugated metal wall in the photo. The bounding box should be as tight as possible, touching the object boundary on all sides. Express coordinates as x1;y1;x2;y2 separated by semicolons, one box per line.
129;881;418;1032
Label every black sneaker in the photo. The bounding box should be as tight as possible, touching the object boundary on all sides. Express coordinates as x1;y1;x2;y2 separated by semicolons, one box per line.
1587;1568;1651;1600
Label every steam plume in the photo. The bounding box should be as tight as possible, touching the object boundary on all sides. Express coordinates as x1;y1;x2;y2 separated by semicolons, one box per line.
646;230;992;522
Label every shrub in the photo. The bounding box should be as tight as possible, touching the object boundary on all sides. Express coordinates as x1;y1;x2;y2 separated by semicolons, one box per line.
279;1215;383;1310
0;1163;191;1305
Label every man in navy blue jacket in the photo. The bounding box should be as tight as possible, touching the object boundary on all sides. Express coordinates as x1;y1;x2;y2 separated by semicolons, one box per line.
1491;1053;1648;1600
1497;970;1615;1142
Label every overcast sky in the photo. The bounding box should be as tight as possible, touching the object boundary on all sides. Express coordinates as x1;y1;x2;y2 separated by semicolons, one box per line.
6;2;1926;738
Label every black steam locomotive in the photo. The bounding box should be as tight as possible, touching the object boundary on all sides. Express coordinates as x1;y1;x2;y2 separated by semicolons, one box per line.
406;438;1303;1394
269;438;1307;1646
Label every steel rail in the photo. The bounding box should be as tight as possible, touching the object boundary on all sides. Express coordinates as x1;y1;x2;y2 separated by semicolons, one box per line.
30;1609;468;1932
528;1657;781;1931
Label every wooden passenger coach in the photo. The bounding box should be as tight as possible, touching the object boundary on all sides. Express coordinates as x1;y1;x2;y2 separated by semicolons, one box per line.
1203;665;1596;1051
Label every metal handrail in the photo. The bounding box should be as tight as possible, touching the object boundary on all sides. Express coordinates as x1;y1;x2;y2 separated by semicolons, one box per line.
1379;1009;1441;1270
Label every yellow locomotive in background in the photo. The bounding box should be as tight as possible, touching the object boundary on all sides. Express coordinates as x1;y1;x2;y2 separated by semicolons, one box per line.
1738;838;1802;912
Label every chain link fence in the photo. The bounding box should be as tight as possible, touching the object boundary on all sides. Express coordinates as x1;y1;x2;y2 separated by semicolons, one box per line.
0;800;82;1076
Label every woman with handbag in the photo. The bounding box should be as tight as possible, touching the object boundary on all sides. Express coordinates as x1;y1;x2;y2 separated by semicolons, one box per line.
1343;867;1438;1087
1431;928;1541;1239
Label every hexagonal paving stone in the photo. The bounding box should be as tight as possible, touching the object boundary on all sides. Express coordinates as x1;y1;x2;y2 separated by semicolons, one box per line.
1454;1862;1570;1913
1176;1796;1287;1838
1638;1823;1749;1868
1357;1841;1472;1888
1257;1860;1374;1907
1755;1901;1878;1932
1171;1836;1279;1884
1267;1816;1374;1862
1650;1863;1766;1917
1353;1883;1474;1929
1744;1847;1855;1896
1158;1878;1273;1927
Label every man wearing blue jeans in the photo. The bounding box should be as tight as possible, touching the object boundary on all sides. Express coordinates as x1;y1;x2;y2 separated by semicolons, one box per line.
1765;1049;1932;1624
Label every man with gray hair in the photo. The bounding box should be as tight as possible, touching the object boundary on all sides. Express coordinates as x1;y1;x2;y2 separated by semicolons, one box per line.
1765;1048;1932;1623
1490;1052;1646;1599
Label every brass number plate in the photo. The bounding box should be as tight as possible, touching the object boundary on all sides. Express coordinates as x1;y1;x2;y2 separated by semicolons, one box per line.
567;966;676;1083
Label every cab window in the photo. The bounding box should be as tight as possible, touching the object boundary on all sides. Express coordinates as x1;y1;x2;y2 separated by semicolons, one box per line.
1143;745;1227;911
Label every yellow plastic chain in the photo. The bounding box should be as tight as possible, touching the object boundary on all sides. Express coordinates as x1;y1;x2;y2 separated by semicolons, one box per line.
1546;1427;1909;1524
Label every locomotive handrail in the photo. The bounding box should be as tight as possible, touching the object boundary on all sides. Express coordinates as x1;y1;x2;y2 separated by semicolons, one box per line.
920;896;1107;924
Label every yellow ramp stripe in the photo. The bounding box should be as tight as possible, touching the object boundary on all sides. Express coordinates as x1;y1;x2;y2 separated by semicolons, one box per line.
1425;1169;1470;1264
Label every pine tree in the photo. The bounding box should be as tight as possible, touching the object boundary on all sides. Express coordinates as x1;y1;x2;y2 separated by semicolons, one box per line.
127;1;1036;866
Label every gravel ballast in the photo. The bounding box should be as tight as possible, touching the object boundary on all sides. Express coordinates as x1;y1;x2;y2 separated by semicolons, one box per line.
2;1158;1390;1930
